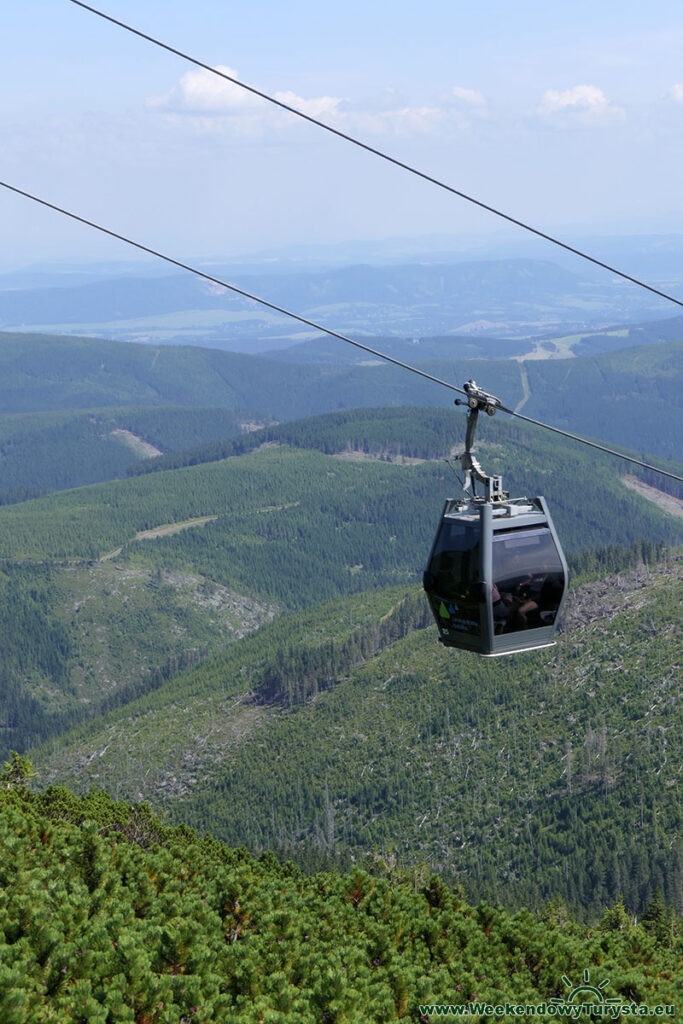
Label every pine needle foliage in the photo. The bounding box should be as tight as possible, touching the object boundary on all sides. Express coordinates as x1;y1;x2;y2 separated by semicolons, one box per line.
0;782;680;1022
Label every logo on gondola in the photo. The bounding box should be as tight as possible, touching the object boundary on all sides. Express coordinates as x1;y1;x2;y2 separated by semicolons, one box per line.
434;598;479;635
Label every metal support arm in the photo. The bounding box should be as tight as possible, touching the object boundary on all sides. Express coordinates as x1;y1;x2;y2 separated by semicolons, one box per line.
454;380;508;502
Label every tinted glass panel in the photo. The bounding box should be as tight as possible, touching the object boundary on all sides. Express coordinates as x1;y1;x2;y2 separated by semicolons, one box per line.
492;527;564;634
426;519;482;636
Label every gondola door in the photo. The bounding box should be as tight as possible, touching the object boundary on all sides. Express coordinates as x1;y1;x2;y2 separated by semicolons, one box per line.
423;501;491;655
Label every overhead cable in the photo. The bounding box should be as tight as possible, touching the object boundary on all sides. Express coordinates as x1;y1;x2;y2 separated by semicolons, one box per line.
69;0;683;312
1;179;681;484
0;181;468;399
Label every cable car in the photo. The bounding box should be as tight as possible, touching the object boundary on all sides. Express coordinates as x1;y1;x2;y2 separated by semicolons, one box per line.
423;381;569;656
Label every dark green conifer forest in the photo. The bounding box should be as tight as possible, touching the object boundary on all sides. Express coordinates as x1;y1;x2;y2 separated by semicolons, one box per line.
0;772;680;1023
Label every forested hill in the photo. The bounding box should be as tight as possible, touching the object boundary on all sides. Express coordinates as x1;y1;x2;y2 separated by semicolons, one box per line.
1;777;680;1022
128;404;683;498
1;331;679;946
0;406;258;506
1;330;681;462
34;558;683;919
2;417;680;761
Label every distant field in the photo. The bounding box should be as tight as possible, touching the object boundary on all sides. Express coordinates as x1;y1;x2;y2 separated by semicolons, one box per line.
10;308;284;345
1;257;677;350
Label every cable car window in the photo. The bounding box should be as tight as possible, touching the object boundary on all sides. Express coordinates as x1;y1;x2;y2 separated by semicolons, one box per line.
424;520;482;636
427;521;480;598
492;527;564;634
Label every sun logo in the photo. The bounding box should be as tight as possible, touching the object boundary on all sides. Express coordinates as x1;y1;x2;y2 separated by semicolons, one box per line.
550;968;623;1009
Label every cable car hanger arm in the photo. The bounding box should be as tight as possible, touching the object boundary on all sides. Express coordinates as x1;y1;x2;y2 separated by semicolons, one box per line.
1;179;681;485
453;381;508;502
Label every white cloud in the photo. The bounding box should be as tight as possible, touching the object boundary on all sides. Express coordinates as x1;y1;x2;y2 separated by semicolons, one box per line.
539;84;623;121
150;68;443;137
151;66;342;123
451;86;485;106
338;104;443;136
670;83;683;103
273;90;342;120
150;65;263;114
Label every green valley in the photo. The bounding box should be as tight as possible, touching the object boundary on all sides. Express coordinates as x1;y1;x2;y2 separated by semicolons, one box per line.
1;404;680;769
33;558;683;918
3;8;683;1015
0;332;679;956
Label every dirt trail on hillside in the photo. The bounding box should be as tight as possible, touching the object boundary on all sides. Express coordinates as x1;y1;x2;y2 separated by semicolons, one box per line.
99;516;218;560
112;429;163;458
134;516;218;541
621;475;683;520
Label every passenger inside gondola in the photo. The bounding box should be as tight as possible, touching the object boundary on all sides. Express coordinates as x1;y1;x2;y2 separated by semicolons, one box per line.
492;527;564;633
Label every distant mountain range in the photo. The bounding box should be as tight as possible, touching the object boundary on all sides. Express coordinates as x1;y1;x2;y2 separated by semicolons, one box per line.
0;258;677;350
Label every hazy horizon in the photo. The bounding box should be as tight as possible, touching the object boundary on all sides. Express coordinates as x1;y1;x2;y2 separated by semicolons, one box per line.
3;2;683;269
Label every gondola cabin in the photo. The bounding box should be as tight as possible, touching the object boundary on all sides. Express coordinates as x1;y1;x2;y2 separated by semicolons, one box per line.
423;494;568;656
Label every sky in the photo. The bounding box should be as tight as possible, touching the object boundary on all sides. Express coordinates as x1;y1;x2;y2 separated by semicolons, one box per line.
3;0;683;268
